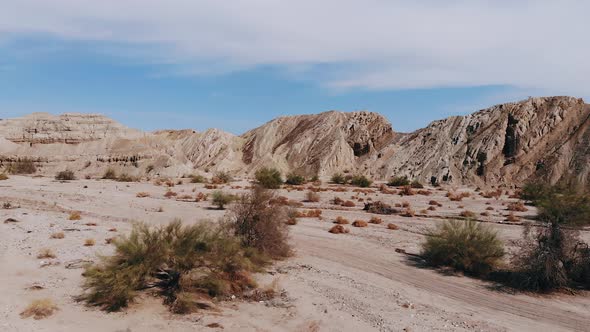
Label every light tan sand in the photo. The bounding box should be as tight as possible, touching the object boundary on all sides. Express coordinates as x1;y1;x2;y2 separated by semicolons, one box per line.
1;176;589;331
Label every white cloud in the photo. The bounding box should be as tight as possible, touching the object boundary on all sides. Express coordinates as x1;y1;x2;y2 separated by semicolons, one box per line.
1;0;589;95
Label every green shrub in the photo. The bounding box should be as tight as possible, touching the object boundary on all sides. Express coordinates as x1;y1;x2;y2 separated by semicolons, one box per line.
410;180;424;189
387;176;410;187
211;190;234;209
189;174;205;183
55;170;76;181
211;171;231;184
421;220;505;276
80;220;264;312
330;173;346;184
254;167;283;189
285;173;305;185
7;158;37;174
350;175;372;188
102;168;117;180
228;186;291;258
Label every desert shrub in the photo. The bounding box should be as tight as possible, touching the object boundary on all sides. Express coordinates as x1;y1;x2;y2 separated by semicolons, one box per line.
80;220;265;312
427;206;436;211
20;299;58;319
387;223;399;230
332;197;344;205
305;191;320;202
422;220;504;276
37;248;56;259
0;173;8;180
7;158;37;174
286;218;298;225
447;191;470;201
350;175;372;188
341;200;356;207
69;211;82;220
334;216;349;224
352;220;368;227
296;209;322;218
189;174;205;183
387;176;410;187
102;168;117;180
329;225;349;234
211;190;234;210
84;238;96;246
363;201;398;215
520;181;553;204
50;232;65;239
227;186;291;258
116;173;136;182
401;208;415;217
507;201;528;212
481;189;502;199
509;185;590;291
285;173;305;185
369;216;383;224
211;171;232;184
330;173;346;185
55;170;75;181
136;192;150;198
164;190;177;198
254;167;283;189
460;210;476;218
400;186;415;196
410;180;424;189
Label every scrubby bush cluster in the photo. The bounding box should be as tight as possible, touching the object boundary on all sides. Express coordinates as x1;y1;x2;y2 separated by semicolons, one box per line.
7;158;37;174
330;173;372;187
285;173;306;185
421;220;505;276
387;176;410;187
211;190;235;209
255;167;283;189
55;170;76;181
211;171;232;184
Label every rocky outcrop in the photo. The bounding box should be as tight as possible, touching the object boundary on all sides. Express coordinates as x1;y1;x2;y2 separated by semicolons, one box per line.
1;97;589;187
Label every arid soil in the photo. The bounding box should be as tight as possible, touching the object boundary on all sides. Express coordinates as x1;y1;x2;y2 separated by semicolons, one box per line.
1;176;589;331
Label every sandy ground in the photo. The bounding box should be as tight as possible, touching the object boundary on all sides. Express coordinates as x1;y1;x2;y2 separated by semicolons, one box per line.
1;175;589;332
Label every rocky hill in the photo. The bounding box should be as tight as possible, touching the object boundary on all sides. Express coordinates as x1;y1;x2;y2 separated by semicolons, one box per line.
1;96;588;187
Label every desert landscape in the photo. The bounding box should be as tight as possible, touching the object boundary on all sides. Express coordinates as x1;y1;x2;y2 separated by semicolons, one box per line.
1;97;590;331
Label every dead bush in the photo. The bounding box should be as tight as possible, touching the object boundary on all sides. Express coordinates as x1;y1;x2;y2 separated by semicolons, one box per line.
387;223;399;230
427;206;436;211
482;189;503;199
507;201;528;212
329;225;349;234
102;168;117;180
136;192;150;198
37;248;56;259
447;191;470;201
486;206;494;211
480;211;490;217
417;189;432;196
84;238;96;246
20;299;58;319
227;186;291;258
369;216;383;224
164;190;177;198
363;201;398;215
211;171;232;184
286;218;298;225
69;211;82;220
195;192;208;202
7;158;37;174
0;173;8;180
297;209;322;218
334;216;349;224
401;201;410;208
50;232;65;239
421;220;505;276
505;213;520;222
401;208;415;217
305;191;320;203
399;186;415;196
352;220;368;227
341;200;356;207
460;210;476;218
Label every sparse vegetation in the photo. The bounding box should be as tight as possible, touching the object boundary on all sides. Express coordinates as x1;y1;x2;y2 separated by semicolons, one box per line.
37;248;56;259
0;173;8;180
102;168;117;180
350;175;372;188
387;223;399;230
211;190;234;210
50;232;65;239
330;173;346;185
410;180;424;189
7;158;37;174
352;220;368;227
68;211;82;220
211;171;232;184
55;170;76;181
285;173;305;185
341;200;356;207
460;210;476;218
334;216;349;224
189;174;205;183
227;186;291;258
20;299;58;319
84;238;96;246
136;192;150;198
421;220;505;276
305;191;320;202
387;176;410;187
329;225;349;234
254;167;283;189
80;220;270;312
116;173;136;182
507;201;528;212
369;216;383;224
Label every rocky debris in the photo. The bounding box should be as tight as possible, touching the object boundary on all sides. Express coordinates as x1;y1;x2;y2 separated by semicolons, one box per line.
3;218;19;223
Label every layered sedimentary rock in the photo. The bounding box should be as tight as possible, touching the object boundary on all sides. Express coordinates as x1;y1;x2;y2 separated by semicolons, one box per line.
1;96;588;187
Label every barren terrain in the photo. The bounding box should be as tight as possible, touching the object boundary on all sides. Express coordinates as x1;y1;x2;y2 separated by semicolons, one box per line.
1;176;589;331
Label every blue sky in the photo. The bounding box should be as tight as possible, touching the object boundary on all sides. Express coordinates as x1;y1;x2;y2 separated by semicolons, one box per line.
1;1;588;134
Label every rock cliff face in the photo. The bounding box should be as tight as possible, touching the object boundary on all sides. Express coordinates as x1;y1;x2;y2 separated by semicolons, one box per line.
1;96;588;187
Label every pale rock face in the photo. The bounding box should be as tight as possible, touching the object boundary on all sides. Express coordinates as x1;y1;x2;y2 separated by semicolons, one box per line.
1;97;588;187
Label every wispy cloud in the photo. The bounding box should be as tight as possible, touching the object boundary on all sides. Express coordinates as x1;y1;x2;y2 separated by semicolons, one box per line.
1;0;589;95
